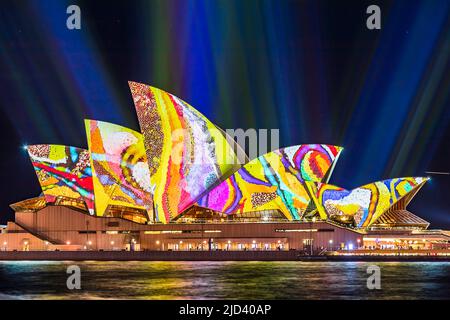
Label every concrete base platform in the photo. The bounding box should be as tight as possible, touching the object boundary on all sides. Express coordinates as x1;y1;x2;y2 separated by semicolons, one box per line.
1;251;450;261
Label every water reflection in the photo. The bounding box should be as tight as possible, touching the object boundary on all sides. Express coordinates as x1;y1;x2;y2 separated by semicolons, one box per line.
0;261;449;299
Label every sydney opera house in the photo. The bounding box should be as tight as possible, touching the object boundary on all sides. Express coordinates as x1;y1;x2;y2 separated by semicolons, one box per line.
1;81;449;254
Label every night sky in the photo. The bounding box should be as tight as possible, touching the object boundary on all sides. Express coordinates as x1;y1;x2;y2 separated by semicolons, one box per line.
0;0;449;227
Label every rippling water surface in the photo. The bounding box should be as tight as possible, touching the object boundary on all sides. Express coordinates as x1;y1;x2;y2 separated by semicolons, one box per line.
0;261;449;299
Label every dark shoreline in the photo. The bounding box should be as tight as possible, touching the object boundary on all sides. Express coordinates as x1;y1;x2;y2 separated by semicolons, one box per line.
1;251;450;262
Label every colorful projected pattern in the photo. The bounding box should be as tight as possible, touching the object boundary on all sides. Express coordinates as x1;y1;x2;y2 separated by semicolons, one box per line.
129;81;242;223
196;145;343;220
85;120;154;219
27;144;95;214
306;177;429;228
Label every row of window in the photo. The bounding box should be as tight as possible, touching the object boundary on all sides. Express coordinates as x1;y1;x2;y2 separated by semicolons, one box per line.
144;230;222;234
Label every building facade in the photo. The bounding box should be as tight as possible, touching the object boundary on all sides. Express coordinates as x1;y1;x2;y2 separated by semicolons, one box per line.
1;81;449;254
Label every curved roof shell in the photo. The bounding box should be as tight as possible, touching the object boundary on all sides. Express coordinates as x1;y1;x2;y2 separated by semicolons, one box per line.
305;177;429;228
129;81;243;222
84;119;153;220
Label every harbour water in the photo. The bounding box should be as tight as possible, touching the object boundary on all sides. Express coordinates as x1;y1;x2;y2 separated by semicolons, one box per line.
0;261;449;299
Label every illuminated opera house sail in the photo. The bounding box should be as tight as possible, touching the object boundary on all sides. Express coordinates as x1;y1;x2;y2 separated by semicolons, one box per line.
1;81;446;253
27;144;95;215
195;145;342;220
128;81;244;223
305;177;429;228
